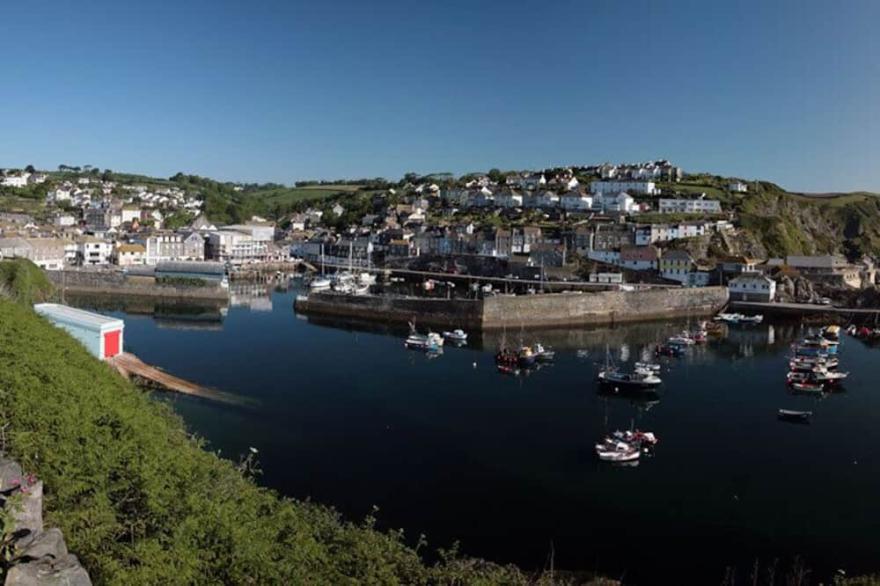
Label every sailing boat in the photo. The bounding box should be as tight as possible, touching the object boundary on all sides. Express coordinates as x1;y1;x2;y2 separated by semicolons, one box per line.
309;244;331;291
597;345;662;390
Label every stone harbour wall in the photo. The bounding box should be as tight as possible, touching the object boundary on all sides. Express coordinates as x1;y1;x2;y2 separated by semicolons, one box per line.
295;287;729;330
294;293;483;329
481;286;730;329
0;456;91;586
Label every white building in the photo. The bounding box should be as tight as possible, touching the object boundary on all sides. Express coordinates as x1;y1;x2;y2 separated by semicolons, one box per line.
729;182;748;193
590;181;659;195
1;173;30;188
113;243;146;266
77;237;113;266
495;193;523;208
728;272;776;302
658;198;722;214
559;193;592;211
596;191;636;213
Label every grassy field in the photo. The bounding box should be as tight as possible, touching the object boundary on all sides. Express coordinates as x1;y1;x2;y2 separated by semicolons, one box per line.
251;185;361;208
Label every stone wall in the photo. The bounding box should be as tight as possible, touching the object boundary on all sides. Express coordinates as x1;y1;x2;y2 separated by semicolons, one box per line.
294;293;483;329
295;287;729;330
481;287;729;329
46;270;228;301
0;456;91;585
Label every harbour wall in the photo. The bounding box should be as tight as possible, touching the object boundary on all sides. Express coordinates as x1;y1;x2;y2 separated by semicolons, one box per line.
481;287;729;329
46;270;229;301
295;287;729;330
294;293;482;329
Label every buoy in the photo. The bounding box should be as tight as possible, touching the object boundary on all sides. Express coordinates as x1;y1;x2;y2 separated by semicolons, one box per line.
473;362;477;368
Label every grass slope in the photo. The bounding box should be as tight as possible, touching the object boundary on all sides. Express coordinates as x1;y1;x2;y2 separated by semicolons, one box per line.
0;299;552;585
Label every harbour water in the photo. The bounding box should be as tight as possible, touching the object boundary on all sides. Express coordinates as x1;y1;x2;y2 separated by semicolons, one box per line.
72;284;880;583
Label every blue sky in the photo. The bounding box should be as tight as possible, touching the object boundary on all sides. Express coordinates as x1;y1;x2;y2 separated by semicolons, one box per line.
2;0;879;192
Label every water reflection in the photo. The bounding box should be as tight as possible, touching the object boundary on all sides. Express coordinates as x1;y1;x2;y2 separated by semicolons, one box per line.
64;286;880;584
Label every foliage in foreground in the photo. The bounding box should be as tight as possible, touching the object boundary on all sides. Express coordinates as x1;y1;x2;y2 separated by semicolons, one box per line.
0;299;583;585
0;258;54;306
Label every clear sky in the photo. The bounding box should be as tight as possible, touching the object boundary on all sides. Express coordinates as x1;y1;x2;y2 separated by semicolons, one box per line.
2;0;879;192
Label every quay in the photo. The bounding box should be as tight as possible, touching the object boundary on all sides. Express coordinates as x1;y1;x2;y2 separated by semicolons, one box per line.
295;287;729;330
731;300;880;321
109;352;245;405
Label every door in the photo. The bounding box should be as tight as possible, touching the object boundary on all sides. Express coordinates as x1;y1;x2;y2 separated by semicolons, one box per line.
104;330;120;358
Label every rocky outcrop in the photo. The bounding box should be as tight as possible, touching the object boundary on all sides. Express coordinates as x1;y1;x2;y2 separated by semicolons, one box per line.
0;457;91;586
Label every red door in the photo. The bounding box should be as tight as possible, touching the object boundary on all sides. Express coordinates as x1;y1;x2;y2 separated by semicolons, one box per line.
104;330;120;358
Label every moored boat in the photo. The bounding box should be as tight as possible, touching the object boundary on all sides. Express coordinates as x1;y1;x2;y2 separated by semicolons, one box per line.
442;329;468;343
595;440;641;462
534;343;555;362
778;409;812;422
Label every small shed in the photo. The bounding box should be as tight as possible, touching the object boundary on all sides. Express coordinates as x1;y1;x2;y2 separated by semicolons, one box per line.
34;303;124;360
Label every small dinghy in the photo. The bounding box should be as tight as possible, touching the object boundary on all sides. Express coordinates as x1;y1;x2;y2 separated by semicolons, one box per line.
778;409;812;423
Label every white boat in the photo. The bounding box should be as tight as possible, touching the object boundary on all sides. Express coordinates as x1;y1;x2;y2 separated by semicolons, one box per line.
667;334;695;346
634;362;661;374
309;277;332;291
739;314;763;324
404;332;445;351
598;368;662;389
534;343;555;362
714;312;741;323
442;329;468;342
358;272;377;286
595;440;641;462
351;283;370;296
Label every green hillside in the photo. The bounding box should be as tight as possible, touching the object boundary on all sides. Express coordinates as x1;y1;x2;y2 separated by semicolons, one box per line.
0;299;576;585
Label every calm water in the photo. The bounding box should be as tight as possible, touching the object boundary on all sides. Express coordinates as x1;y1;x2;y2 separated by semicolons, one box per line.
74;285;880;584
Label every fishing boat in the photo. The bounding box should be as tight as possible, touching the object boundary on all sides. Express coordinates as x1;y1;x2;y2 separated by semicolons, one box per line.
597;366;662;390
534;343;555;362
517;346;538;368
595;440;641;462
404;322;444;351
609;429;659;448
404;332;444;351
790;380;825;393
442;329;468;342
789;356;839;371
778;409;812;423
634;362;661;374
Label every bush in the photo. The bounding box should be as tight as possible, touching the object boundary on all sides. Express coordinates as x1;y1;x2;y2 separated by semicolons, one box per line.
0;300;552;585
0;259;54;305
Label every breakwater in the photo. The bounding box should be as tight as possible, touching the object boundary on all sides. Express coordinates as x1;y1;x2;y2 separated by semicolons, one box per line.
46;270;228;301
294;286;729;330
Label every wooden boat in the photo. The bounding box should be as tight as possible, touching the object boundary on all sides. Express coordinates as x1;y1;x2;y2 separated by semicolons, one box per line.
778;409;812;422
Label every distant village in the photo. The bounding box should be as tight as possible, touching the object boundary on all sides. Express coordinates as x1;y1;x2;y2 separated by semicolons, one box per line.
0;160;875;305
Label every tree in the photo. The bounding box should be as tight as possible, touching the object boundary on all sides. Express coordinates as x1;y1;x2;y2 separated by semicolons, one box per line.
24;164;35;174
101;169;114;182
488;168;504;183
